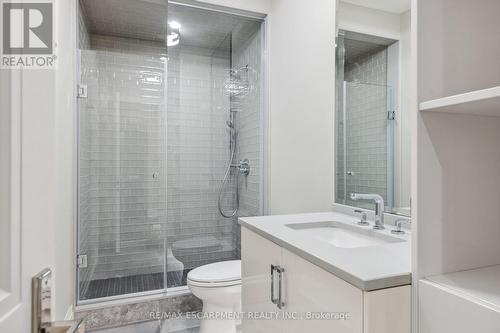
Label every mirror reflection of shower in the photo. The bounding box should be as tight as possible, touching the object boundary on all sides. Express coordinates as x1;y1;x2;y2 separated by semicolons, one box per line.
218;65;252;218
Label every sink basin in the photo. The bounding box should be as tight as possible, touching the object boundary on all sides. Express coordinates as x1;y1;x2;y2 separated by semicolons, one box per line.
285;221;405;248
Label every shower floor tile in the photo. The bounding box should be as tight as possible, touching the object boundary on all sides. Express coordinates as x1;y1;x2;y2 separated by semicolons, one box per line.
80;269;191;300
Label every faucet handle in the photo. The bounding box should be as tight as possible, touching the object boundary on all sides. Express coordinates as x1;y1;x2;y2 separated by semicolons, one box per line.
354;209;369;226
391;218;410;234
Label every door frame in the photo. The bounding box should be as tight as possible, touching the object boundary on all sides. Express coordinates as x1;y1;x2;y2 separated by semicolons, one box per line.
0;63;23;329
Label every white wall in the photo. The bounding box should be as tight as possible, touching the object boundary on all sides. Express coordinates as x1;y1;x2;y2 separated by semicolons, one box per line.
268;0;336;214
338;1;401;40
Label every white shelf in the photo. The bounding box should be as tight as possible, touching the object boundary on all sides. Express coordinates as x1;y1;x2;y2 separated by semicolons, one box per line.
426;264;500;312
419;86;500;116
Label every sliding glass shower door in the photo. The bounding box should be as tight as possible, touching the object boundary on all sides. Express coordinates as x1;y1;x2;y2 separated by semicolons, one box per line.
77;49;168;301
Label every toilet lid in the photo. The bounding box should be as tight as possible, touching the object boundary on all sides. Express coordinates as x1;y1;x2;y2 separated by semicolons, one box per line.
187;260;241;284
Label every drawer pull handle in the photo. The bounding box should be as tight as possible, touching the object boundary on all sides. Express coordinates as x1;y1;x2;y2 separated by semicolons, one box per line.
271;264;278;305
271;264;285;309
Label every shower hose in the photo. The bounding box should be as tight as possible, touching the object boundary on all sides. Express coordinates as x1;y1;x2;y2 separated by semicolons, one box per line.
218;141;239;218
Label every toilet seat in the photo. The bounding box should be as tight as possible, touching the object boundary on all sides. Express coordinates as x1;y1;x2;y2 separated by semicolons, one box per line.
187;260;241;288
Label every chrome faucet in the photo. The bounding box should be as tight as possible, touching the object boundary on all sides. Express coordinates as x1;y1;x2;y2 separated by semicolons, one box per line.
350;193;385;230
354;209;369;226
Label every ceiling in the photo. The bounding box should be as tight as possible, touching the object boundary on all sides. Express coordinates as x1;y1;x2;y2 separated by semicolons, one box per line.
80;0;262;52
342;31;396;65
341;0;411;14
81;0;169;42
168;4;261;52
344;38;385;65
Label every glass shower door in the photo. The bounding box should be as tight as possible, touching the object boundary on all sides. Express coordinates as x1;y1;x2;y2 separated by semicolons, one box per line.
77;49;168;302
342;81;394;210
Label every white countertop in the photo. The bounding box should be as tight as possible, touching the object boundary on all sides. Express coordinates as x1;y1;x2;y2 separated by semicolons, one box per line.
239;211;411;291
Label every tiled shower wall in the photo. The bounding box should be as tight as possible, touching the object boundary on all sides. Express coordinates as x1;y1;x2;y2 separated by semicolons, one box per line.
338;47;389;209
166;45;235;271
232;29;263;258
345;48;387;85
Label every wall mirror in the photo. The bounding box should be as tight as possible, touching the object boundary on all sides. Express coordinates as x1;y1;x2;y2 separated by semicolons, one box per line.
335;0;411;216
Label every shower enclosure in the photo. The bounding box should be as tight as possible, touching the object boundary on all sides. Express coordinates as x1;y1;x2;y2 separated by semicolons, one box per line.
76;0;265;303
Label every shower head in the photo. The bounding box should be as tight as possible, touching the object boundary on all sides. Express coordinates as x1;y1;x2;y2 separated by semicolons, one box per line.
226;120;234;128
224;65;252;97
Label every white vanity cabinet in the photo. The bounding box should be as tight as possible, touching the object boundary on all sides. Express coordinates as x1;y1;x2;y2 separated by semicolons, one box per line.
241;226;284;333
241;227;411;333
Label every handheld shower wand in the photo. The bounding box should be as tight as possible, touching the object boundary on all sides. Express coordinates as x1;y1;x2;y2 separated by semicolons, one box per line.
218;65;252;218
217;110;250;218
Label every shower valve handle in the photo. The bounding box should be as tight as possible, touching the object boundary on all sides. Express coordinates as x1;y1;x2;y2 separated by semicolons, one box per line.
230;159;250;176
238;159;250;176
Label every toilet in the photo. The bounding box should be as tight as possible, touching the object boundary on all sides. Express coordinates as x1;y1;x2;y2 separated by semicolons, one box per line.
187;260;242;333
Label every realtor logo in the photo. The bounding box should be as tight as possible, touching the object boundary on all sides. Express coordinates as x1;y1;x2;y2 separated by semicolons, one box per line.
1;1;56;68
